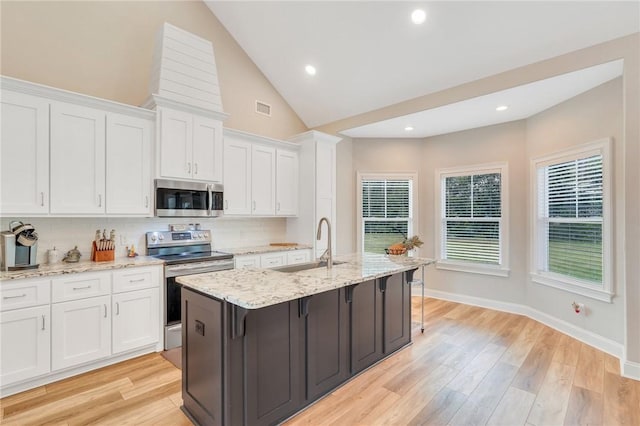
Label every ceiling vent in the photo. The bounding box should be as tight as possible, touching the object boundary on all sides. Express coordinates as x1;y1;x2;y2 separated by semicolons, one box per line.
255;100;272;117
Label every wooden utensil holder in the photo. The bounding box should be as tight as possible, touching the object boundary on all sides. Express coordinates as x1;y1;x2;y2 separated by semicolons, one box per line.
91;241;115;262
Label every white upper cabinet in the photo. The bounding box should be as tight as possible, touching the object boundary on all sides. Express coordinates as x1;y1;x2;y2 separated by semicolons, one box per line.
192;116;223;182
251;145;276;215
158;106;223;182
106;113;152;215
50;102;106;215
223;136;252;215
0;91;50;214
276;149;299;216
223;129;299;217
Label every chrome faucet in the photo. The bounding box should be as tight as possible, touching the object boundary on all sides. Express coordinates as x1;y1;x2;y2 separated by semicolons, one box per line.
316;217;332;269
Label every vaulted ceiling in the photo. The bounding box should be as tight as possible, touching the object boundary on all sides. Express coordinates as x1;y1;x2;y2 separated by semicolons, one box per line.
206;1;639;137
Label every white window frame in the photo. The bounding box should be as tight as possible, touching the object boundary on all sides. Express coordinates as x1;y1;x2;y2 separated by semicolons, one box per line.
435;162;509;277
531;138;613;302
356;172;418;254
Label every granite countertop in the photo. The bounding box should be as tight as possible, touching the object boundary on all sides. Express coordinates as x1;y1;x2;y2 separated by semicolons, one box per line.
224;244;313;256
0;256;164;281
178;253;435;309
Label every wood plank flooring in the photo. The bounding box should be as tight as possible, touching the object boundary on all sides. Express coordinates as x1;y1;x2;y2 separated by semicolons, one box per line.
2;297;638;425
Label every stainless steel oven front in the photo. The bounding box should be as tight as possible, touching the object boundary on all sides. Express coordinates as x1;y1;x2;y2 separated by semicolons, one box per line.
155;179;224;217
163;259;234;349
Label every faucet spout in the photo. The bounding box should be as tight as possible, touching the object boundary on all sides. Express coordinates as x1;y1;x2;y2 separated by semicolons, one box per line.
316;217;332;269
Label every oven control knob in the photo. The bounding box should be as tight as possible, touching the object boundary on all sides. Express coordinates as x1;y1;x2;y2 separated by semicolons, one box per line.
197;232;203;239
150;235;157;242
158;234;164;240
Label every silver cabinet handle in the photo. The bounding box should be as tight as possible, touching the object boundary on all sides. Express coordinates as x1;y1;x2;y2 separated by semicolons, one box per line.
103;304;107;318
41;315;45;331
98;194;102;207
40;192;44;207
3;293;27;299
224;200;228;210
277;202;281;212
194;163;198;175
73;285;91;291
187;163;191;174
129;278;145;283
145;196;149;208
116;302;120;315
253;201;256;211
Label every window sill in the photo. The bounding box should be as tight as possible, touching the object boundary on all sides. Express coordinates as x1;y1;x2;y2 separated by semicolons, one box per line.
436;261;510;277
530;273;613;303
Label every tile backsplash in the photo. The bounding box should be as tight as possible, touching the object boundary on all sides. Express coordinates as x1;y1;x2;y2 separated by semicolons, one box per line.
0;216;287;264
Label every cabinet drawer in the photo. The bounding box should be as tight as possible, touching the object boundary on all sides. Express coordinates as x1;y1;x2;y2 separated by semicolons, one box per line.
235;255;260;268
260;253;286;268
112;266;159;293
52;272;111;303
0;278;51;312
286;250;311;265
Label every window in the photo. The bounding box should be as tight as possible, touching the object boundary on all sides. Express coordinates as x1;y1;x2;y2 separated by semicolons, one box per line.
358;173;416;254
532;139;612;302
436;163;509;276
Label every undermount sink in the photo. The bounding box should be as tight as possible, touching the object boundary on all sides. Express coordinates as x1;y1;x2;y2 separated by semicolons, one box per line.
273;260;347;273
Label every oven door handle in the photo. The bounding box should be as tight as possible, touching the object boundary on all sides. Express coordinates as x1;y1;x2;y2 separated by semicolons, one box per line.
165;262;235;278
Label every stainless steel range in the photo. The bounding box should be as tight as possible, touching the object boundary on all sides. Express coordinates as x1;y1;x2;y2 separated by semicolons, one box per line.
146;229;234;350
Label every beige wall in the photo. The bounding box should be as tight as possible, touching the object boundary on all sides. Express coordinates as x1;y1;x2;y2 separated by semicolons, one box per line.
0;1;307;139
335;137;355;255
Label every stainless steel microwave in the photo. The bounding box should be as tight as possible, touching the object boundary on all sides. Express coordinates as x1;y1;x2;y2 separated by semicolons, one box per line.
155;179;224;217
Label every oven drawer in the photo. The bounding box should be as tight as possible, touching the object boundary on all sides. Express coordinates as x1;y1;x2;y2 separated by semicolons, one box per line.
52;272;111;303
113;267;160;293
1;278;51;312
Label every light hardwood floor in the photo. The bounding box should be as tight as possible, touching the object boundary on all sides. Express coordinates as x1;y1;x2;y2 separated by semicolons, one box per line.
1;297;638;425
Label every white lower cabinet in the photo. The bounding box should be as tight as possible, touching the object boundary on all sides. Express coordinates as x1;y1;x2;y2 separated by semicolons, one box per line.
1;265;162;396
52;295;111;371
112;288;159;354
235;249;313;269
0;305;51;386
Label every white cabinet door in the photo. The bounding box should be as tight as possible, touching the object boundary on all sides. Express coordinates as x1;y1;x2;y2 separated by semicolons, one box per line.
0;91;50;215
192;116;223;182
260;252;286;268
223;137;252;215
159;107;192;180
235;255;260;268
50;102;106;214
106;113;152;215
0;305;50;386
112;288;159;354
251;145;276;216
52;295;111;370
276;149;299;216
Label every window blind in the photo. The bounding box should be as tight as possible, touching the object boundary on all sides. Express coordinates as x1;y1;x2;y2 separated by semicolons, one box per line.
443;173;501;264
539;155;603;283
362;179;412;254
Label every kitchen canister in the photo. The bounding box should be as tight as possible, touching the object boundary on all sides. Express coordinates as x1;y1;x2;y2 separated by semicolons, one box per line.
47;247;60;264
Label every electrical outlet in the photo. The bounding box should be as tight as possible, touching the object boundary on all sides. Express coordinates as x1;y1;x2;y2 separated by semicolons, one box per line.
120;235;128;246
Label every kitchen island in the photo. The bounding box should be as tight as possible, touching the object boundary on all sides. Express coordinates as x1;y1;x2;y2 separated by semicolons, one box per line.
177;253;434;426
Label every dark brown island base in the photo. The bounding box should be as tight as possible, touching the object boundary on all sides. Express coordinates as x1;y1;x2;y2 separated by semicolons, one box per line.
176;253;434;426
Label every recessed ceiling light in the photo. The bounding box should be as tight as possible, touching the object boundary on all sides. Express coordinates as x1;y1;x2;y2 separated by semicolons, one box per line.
496;105;509;111
411;9;426;25
404;126;414;131
305;65;317;76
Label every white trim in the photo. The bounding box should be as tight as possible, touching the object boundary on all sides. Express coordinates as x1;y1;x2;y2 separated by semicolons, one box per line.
530;138;613;298
421;288;626;370
1;75;155;120
356;172;419;253
143;93;230;121
621;360;640;381
436;261;510;277
434;161;509;272
531;273;613;302
224;127;300;150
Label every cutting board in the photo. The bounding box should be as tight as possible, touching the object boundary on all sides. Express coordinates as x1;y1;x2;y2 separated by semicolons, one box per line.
269;243;299;247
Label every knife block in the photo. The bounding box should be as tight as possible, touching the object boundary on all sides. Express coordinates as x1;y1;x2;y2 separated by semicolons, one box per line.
91;241;115;262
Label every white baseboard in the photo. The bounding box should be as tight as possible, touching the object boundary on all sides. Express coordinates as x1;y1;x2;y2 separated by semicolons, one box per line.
622;360;640;380
420;288;630;377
